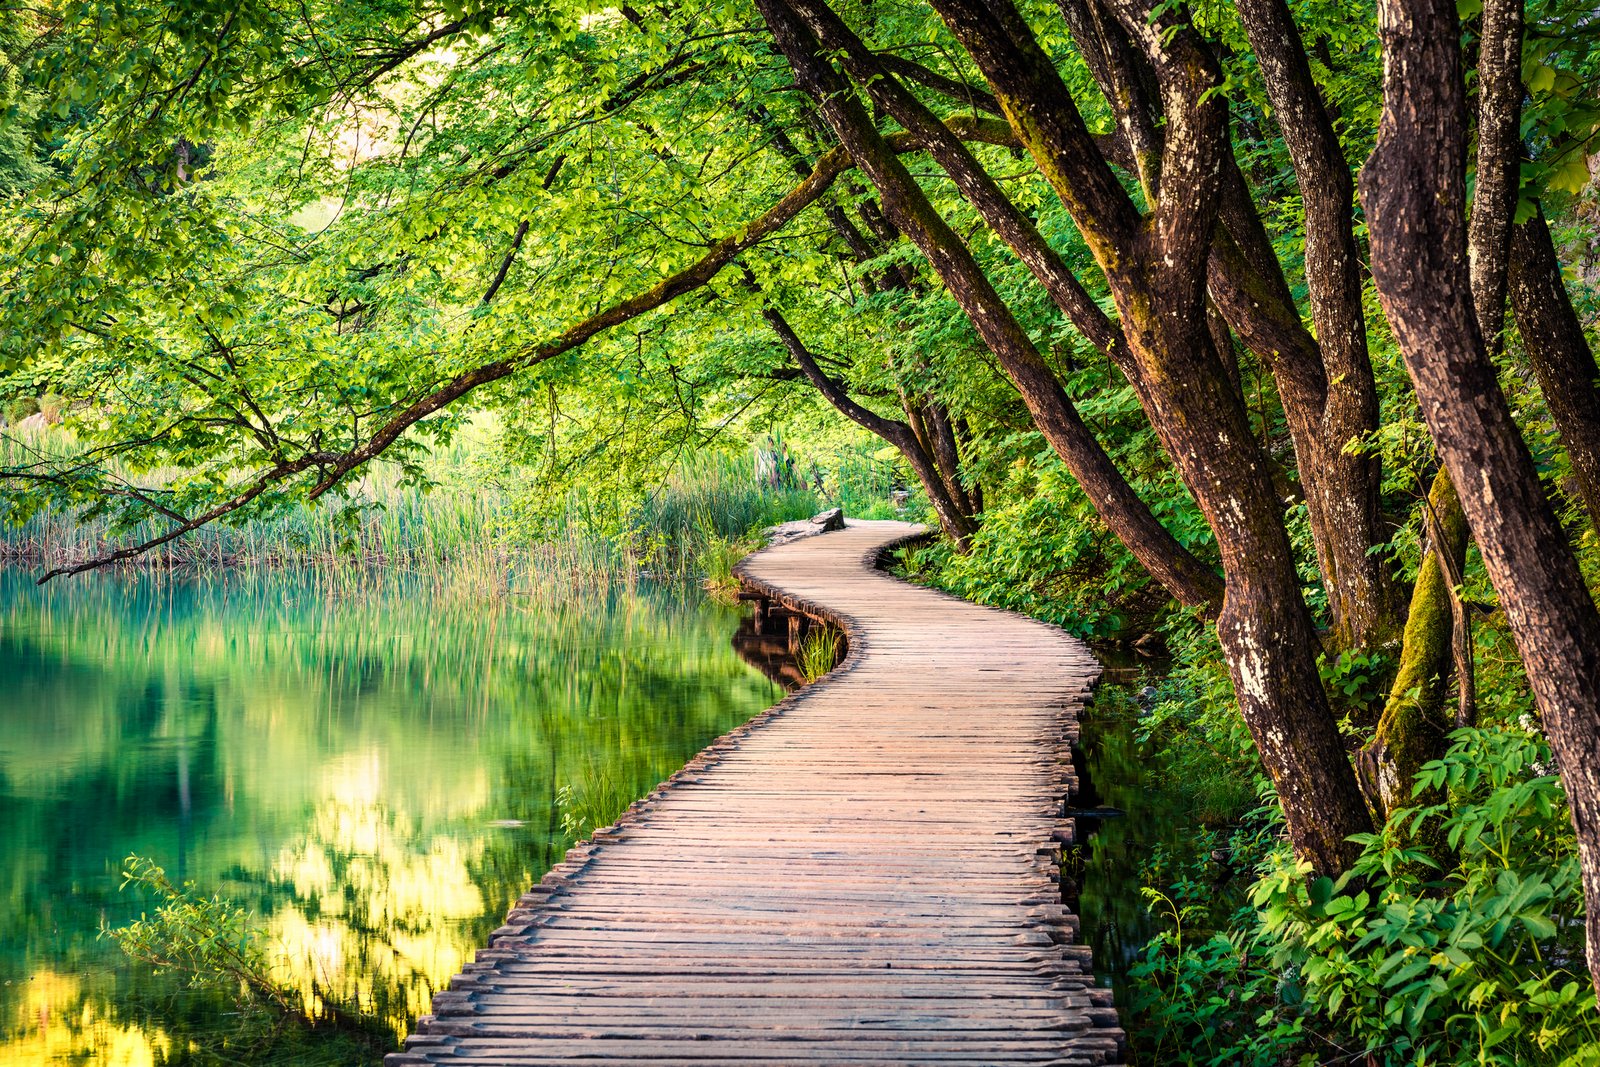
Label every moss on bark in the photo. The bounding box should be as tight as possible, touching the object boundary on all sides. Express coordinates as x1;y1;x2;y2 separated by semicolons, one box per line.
1357;469;1467;818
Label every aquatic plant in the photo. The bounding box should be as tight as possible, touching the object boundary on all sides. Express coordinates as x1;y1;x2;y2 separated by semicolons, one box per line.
797;626;844;683
105;856;292;1011
0;429;813;594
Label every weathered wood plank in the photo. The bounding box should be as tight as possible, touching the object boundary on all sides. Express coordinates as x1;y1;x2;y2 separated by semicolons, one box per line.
389;520;1124;1065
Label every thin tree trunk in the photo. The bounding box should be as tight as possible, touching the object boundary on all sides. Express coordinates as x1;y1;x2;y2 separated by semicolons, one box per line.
763;307;977;546
1054;0;1162;199
758;0;1226;612
1362;0;1600;1003
1510;205;1600;528
1469;0;1524;358
925;401;976;516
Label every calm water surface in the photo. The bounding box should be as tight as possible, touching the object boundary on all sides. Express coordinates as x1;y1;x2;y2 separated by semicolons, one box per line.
0;568;780;1065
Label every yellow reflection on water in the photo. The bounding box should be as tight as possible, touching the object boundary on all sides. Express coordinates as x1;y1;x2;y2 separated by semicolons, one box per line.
0;568;779;1064
266;751;489;1028
5;970;171;1067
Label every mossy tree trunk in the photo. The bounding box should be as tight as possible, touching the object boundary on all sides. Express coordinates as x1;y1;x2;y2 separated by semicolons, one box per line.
1362;0;1600;1002
1357;470;1468;818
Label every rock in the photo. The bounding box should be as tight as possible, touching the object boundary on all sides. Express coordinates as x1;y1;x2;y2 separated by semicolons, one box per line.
811;507;845;531
16;412;46;431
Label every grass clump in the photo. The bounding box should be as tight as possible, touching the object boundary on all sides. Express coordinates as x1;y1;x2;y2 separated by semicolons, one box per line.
626;451;818;595
796;627;844;682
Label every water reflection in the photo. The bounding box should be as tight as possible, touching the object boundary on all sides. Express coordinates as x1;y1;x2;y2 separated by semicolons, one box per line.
0;567;780;1064
1066;656;1190;995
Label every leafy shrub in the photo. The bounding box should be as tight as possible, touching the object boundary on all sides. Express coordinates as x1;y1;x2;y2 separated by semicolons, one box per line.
1130;726;1600;1067
1318;646;1392;723
104;855;290;1010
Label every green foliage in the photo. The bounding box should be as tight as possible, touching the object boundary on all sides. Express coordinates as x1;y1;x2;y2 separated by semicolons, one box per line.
629;451;817;568
1319;647;1393;723
106;855;290;1011
556;767;630;841
1125;818;1311;1067
1130;726;1600;1066
1252;726;1598;1064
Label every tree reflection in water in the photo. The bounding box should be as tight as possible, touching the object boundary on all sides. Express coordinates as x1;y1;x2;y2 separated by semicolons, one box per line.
0;567;780;1065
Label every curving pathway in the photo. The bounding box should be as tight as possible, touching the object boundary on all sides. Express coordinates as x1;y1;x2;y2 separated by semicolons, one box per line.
390;519;1123;1065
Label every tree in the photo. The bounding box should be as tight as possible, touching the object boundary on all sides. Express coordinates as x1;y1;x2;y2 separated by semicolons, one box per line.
1362;0;1600;997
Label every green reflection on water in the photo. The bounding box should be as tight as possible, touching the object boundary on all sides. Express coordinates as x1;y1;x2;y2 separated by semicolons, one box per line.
0;567;780;1065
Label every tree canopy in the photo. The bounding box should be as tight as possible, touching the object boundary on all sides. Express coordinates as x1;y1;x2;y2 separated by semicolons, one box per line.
6;0;1600;1030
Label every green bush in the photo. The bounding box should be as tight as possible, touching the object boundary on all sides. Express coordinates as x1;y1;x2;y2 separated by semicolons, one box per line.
104;855;290;1011
1129;726;1600;1067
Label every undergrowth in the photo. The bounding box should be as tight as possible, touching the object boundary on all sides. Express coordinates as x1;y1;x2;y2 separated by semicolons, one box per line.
897;506;1600;1067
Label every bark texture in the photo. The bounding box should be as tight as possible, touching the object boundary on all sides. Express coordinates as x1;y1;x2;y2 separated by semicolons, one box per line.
1468;0;1524;357
1510;206;1600;528
1362;0;1600;1002
928;0;1373;874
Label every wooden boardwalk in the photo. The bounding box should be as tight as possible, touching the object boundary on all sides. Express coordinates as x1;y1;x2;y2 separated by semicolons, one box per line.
390;519;1123;1065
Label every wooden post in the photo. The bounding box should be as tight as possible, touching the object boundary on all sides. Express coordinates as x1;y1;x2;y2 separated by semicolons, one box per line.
788;613;807;651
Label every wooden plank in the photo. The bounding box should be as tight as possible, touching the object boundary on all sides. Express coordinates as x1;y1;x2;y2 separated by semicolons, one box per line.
389;520;1125;1065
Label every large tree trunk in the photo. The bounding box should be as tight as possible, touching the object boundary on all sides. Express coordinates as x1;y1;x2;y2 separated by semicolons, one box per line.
925;0;1373;873
757;0;1226;613
1061;0;1394;651
1231;0;1393;650
1510;205;1600;528
1362;0;1600;1002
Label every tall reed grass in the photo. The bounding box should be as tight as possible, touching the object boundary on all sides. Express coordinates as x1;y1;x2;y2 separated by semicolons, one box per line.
629;450;819;593
0;428;818;594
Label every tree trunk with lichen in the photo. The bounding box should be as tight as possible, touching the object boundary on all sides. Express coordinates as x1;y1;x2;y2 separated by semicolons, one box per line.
1227;0;1395;652
1363;0;1600;1003
1357;470;1467;818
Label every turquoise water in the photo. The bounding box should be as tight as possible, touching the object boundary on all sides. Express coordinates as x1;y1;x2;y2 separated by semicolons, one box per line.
0;567;779;1065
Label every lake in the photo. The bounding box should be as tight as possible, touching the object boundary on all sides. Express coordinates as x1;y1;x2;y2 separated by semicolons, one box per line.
0;567;781;1065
